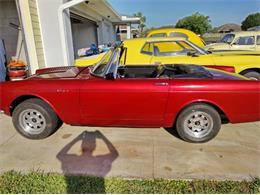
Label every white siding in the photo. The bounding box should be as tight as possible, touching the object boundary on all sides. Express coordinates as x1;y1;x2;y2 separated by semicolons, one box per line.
28;0;45;68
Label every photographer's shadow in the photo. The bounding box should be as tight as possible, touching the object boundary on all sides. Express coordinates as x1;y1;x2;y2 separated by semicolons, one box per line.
57;130;119;193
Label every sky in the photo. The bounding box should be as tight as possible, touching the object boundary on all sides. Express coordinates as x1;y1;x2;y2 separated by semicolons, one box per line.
107;0;260;28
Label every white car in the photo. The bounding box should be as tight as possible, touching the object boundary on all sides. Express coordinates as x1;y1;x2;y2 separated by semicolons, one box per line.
205;31;260;51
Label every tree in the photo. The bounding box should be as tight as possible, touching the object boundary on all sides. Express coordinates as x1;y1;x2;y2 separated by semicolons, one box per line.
209;27;219;33
241;12;260;30
134;12;146;34
175;12;212;35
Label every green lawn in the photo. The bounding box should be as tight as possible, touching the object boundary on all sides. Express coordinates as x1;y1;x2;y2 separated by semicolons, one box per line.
0;171;259;194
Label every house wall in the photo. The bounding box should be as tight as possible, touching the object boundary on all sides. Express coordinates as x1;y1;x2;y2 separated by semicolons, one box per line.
36;0;70;67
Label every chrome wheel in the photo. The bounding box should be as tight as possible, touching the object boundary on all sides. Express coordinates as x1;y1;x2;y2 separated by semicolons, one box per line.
183;111;213;138
18;109;46;135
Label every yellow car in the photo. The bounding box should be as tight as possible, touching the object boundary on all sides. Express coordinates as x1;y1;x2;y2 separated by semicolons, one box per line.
119;37;260;80
146;28;206;47
205;31;260;51
76;37;260;80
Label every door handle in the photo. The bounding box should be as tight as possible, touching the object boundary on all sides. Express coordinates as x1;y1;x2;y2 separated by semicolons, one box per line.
154;82;168;86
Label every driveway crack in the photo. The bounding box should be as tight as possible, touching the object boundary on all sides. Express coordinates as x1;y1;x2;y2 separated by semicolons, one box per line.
0;133;17;148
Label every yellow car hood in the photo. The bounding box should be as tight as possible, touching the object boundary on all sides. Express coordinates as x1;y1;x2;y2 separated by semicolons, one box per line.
75;52;106;67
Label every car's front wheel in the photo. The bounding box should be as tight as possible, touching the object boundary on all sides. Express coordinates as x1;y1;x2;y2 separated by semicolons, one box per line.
12;98;61;139
176;104;221;143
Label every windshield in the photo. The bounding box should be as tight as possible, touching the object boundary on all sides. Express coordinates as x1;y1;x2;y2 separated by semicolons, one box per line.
220;34;235;43
91;50;113;77
91;47;123;77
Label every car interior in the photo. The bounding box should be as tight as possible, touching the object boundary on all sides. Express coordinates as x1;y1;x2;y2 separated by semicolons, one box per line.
117;64;213;79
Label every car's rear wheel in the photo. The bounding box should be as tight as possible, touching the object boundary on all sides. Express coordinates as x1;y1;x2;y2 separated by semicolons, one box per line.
12;98;61;139
242;71;260;80
176;104;221;143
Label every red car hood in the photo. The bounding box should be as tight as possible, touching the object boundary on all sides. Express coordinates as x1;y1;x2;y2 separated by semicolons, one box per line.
29;66;89;79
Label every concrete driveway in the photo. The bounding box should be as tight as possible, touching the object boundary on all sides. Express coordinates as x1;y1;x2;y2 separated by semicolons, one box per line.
0;114;259;180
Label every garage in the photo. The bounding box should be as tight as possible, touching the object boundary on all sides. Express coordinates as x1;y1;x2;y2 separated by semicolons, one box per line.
70;13;98;58
0;0;20;62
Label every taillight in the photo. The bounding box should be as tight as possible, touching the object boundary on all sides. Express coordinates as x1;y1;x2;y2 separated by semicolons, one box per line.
204;65;235;73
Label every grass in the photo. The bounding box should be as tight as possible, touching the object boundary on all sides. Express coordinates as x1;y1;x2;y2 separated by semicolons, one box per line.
0;171;259;194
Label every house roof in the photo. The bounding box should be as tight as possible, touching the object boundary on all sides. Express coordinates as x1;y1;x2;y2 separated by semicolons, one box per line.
72;0;140;24
217;23;241;32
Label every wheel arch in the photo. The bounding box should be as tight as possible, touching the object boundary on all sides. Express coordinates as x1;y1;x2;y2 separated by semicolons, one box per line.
172;100;230;127
9;95;62;121
239;68;260;75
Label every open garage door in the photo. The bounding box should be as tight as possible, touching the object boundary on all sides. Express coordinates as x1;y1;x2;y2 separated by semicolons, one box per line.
70;13;98;58
0;0;20;62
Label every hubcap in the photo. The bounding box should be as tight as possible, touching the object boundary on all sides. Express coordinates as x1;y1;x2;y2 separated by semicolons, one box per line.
183;111;213;138
19;109;46;135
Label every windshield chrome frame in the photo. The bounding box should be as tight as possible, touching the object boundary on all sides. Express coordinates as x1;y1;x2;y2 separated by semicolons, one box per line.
90;48;121;79
90;49;114;78
105;48;122;79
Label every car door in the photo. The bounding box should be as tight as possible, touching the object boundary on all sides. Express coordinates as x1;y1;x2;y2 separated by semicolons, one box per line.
80;77;169;127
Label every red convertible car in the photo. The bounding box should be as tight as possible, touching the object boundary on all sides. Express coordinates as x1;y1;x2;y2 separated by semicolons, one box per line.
0;48;260;143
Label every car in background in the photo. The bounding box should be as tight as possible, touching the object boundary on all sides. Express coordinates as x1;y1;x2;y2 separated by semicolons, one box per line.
146;28;206;47
205;31;260;52
1;47;259;143
76;37;260;80
119;37;260;80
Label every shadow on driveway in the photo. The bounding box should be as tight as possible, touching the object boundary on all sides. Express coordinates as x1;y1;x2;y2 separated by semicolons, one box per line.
57;130;119;193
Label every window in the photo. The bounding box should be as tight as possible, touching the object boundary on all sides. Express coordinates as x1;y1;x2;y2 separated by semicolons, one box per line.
178;41;195;50
150;33;167;38
221;34;235;43
257;36;260;45
234;36;255;45
141;43;153;55
169;32;188;39
153;41;196;56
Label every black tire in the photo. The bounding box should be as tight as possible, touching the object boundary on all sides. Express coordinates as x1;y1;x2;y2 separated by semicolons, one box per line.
242;71;260;80
176;104;221;143
12;98;61;139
